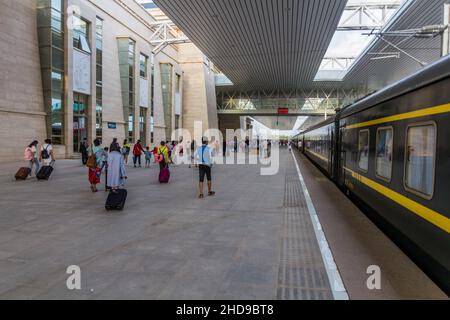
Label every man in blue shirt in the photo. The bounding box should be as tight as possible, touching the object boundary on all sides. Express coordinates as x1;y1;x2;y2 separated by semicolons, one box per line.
197;137;215;199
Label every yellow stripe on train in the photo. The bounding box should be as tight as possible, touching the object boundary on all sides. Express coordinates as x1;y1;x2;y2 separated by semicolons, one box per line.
344;168;450;234
346;103;450;130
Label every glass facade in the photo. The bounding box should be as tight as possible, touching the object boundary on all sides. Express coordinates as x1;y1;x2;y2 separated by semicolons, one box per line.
118;38;136;141
150;54;155;144
161;63;173;141
139;107;147;146
140;53;148;79
37;0;65;145
73;93;88;153
96;18;103;139
72;16;91;53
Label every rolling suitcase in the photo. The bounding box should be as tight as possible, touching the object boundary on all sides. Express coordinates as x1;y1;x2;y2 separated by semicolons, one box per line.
37;165;54;180
15;167;31;180
105;189;127;211
159;166;170;184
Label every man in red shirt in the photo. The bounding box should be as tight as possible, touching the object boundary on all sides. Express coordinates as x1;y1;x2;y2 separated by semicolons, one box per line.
133;140;145;168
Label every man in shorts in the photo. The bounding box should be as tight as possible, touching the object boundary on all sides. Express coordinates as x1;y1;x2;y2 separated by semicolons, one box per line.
197;137;215;199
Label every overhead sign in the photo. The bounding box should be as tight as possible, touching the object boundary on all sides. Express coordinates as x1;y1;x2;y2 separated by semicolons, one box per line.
278;108;289;114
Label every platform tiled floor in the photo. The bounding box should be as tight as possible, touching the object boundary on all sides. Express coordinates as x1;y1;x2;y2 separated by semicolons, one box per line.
0;150;335;300
0;150;446;300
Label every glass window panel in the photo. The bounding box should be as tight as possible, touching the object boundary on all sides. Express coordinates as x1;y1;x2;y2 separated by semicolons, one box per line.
129;92;135;106
406;124;436;197
72;16;89;51
358;130;369;172
73;34;80;50
129;62;135;77
51;93;62;112
129;40;135;53
96;86;102;100
52;31;63;49
79;34;91;53
51;0;62;12
51;136;63;145
128;115;134;139
51;71;63;91
96;18;103;36
51;112;63;135
140;54;148;78
96;48;103;65
52;48;64;70
376;128;393;181
96;65;102;85
129;78;134;92
51;8;63;31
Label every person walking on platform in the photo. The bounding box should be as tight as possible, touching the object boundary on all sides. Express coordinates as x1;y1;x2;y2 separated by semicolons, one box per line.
107;141;127;192
144;147;152;168
157;141;169;170
157;141;170;183
189;140;197;168
25;140;40;177
122;139;131;164
87;139;103;193
133;140;144;168
268;139;272;158
40;139;55;166
223;139;227;158
80;138;89;166
197;137;215;199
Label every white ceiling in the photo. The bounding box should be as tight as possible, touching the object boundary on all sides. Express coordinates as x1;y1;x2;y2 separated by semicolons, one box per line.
153;0;348;91
154;0;447;94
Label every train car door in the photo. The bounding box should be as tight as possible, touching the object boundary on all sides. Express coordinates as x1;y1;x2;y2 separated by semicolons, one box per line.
338;126;347;186
328;126;334;177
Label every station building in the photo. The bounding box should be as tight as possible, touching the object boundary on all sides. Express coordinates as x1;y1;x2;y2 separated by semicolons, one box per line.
0;0;218;162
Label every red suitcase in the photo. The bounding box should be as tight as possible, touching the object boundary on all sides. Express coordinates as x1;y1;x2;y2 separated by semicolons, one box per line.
159;167;170;184
15;167;31;180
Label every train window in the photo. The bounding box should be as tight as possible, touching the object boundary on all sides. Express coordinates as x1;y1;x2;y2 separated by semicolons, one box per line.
405;123;436;199
358;130;370;172
376;127;394;181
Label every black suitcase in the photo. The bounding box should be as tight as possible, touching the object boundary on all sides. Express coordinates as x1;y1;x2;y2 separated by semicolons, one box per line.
37;165;54;180
105;189;127;211
15;167;31;180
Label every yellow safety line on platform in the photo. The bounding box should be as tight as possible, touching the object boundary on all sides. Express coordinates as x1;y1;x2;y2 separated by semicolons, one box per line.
344;167;450;234
346;103;450;130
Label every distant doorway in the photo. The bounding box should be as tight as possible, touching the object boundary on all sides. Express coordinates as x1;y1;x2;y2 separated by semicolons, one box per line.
73;93;88;153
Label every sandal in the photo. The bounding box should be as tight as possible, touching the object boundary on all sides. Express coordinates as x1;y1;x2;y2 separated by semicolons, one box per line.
199;194;204;199
208;191;216;197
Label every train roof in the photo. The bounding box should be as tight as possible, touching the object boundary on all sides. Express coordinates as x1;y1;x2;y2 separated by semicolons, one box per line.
340;54;450;119
295;115;336;136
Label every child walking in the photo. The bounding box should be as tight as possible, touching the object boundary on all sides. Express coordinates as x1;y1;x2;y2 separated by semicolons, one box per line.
144;147;152;168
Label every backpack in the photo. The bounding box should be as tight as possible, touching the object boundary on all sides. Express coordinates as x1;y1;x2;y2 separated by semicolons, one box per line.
87;154;97;168
24;147;34;161
41;145;50;160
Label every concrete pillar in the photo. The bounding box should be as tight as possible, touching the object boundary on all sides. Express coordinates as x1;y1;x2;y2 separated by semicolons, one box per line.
65;1;74;159
178;43;218;137
442;2;450;56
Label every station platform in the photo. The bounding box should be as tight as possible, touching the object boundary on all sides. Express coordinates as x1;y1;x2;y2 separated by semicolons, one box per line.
0;150;446;300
